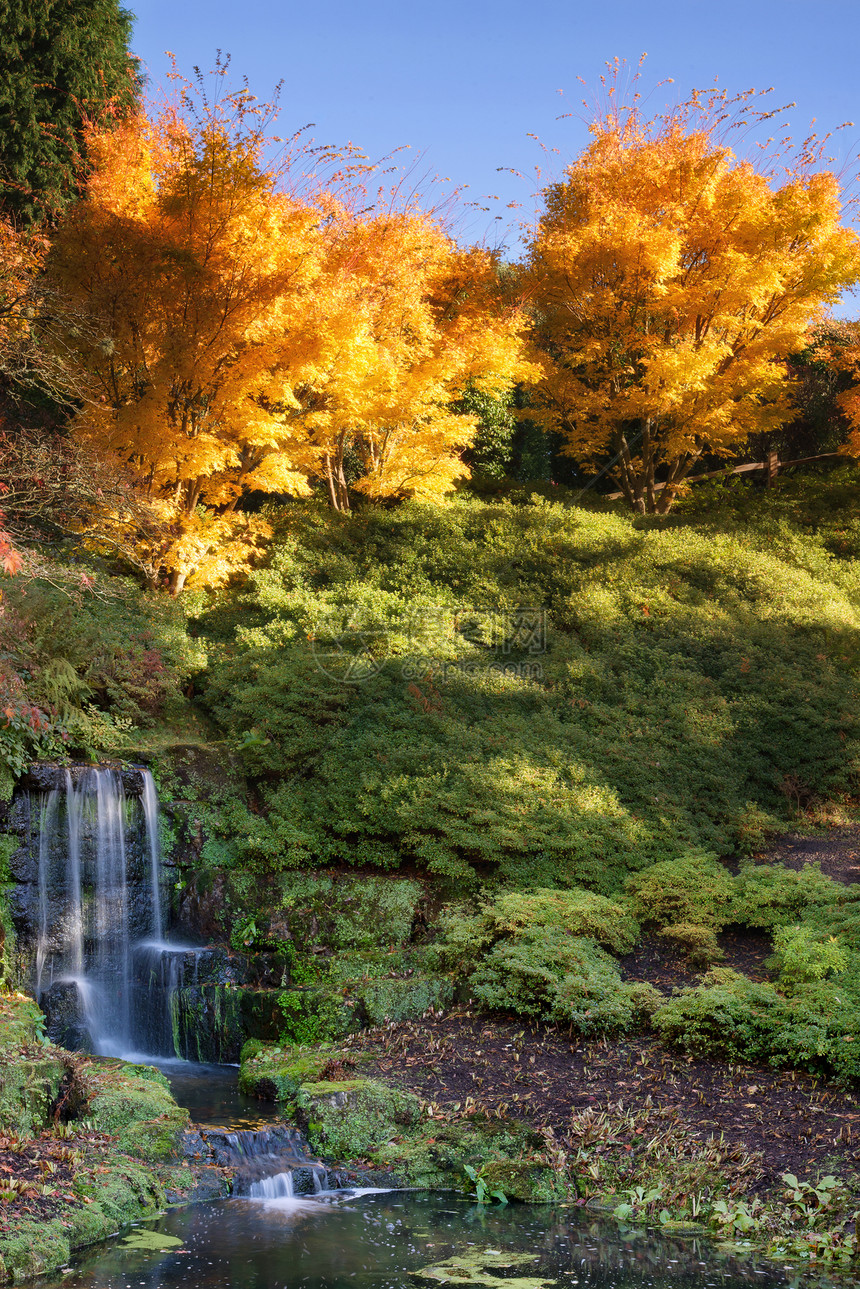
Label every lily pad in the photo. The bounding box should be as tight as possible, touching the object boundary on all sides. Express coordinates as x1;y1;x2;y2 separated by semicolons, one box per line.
120;1230;184;1253
413;1248;554;1286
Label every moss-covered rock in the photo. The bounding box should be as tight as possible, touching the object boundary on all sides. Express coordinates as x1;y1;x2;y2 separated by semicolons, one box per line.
84;1060;189;1161
0;994;43;1051
242;1038;570;1203
478;1160;570;1203
0;1155;168;1282
370;1117;548;1191
295;1077;422;1160
268;873;423;951
0;1056;65;1135
271;944;455;1042
238;1040;359;1101
0;1218;71;1283
170;983;283;1062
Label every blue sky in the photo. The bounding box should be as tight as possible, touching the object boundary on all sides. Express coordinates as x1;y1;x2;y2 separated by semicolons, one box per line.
130;1;860;266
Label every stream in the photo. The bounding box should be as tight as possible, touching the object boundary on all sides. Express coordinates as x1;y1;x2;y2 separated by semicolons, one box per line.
13;770;821;1289
39;1058;800;1289
38;1189;807;1289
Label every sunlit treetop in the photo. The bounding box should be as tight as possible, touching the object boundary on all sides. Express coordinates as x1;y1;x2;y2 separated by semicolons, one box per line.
524;60;860;513
48;61;534;588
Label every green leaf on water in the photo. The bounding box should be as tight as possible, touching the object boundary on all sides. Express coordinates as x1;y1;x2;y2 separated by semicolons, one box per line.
412;1248;554;1286
120;1230;184;1253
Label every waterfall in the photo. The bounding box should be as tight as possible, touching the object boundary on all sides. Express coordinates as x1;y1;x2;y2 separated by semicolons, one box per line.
250;1172;295;1199
141;769;164;940
34;787;60;997
30;765;173;1059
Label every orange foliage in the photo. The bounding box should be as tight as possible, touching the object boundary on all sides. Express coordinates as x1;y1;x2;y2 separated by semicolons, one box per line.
525;72;860;513
48;66;532;589
293;206;535;510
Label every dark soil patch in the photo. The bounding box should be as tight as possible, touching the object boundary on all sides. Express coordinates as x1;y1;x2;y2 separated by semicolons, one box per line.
357;1008;860;1194
355;829;860;1193
755;825;860;886
618;927;774;992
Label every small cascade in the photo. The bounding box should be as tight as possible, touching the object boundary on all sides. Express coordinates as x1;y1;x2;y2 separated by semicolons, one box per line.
250;1171;295;1199
26;765;174;1058
202;1125;332;1200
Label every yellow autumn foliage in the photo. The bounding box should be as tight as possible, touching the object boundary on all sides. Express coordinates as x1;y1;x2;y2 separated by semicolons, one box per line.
526;87;860;512
47;73;533;588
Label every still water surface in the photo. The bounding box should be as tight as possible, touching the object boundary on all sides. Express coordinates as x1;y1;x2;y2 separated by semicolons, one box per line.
55;1061;801;1289
44;1191;801;1289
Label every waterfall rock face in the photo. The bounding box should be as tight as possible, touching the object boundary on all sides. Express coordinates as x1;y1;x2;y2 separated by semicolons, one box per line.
12;766;168;1057
10;764;284;1063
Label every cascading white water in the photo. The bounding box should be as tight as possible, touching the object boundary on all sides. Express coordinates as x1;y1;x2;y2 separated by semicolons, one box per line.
34;787;59;997
141;769;164;939
31;766;169;1057
250;1172;295;1199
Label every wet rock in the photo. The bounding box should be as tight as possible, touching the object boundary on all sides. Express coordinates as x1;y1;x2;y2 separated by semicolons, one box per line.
18;763;148;796
175;866;232;941
40;980;92;1050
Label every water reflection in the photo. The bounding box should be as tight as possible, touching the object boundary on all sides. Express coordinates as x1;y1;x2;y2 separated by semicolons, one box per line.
155;1059;280;1128
45;1193;806;1289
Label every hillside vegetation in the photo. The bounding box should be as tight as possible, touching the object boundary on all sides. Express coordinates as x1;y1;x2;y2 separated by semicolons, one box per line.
195;485;860;889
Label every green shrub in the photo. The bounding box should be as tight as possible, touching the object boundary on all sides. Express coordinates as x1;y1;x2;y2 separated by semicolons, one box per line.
273;873;422;950
625;855;735;929
278;988;357;1046
435;904;496;974
653;967;860;1081
488;888;640;954
773;924;848;990
657;922;724;967
1;564;203;769
198;496;860;887
470;929;654;1036
653;969;793;1062
436;885;640;985
732;863;840;932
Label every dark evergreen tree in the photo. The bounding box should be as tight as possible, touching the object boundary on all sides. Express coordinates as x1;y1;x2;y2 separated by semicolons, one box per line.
0;0;141;223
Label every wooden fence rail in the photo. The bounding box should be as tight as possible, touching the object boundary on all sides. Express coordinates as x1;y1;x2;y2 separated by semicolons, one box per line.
604;452;848;501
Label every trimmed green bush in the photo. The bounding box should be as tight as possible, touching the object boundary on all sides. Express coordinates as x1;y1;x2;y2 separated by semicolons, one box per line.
732;863;840;932
625;855;735;929
487;888;640;954
772;924;848;990
470;929;658;1035
654;967;860;1081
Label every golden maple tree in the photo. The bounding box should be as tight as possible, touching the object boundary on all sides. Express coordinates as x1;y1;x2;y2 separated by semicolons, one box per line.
47;65;533;587
292;206;534;511
48;73;331;592
525;75;860;512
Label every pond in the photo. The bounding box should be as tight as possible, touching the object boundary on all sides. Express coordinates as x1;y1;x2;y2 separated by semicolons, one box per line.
47;1058;807;1289
43;1190;803;1289
153;1058;280;1129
